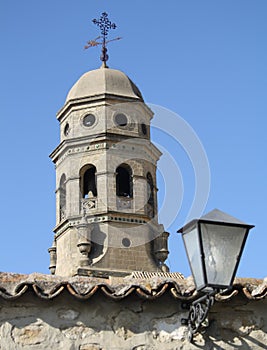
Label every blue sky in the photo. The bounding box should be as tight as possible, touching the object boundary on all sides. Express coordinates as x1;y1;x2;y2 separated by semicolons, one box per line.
0;1;266;279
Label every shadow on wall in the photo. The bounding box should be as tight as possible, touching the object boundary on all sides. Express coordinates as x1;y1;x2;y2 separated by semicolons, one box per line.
90;224;106;263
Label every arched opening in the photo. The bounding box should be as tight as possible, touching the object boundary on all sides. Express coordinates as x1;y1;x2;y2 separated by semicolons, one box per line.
59;174;66;221
116;164;133;198
80;165;97;198
147;172;155;217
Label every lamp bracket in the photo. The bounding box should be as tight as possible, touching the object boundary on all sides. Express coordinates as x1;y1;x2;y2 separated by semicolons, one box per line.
183;292;215;342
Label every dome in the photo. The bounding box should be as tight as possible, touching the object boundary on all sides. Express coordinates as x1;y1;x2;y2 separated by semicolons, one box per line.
66;67;143;103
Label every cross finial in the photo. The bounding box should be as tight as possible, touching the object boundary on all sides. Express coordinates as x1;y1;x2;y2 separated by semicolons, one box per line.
92;12;116;39
85;12;120;67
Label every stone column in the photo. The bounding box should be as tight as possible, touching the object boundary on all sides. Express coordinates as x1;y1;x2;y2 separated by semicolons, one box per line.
66;176;80;217
95;171;111;212
133;175;147;215
55;186;60;225
48;240;57;274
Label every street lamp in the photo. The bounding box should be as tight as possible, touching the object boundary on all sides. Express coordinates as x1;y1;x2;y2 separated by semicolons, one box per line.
178;209;254;341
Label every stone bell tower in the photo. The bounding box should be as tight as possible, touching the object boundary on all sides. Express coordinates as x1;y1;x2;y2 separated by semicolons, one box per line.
48;14;169;277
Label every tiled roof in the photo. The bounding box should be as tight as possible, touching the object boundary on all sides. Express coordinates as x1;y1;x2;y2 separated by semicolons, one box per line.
130;271;185;280
0;272;266;301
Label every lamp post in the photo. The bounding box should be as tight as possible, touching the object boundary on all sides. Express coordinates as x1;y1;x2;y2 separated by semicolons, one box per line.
178;209;254;342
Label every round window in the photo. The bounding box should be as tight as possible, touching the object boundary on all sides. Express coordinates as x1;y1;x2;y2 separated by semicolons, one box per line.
141;123;147;135
83;114;96;127
64;123;70;136
115;113;128;127
122;237;131;248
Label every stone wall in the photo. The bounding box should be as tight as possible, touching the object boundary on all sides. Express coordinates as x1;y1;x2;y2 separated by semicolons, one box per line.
0;290;266;349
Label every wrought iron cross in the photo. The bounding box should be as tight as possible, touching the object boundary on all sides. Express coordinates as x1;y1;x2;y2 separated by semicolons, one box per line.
85;12;120;66
92;12;116;40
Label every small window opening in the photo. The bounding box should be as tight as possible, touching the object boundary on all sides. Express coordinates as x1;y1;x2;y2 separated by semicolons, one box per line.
81;165;97;198
115;113;128;127
64;123;70;136
147;172;155;216
116;164;133;198
122;237;131;247
141;123;147;135
59;174;66;220
83;114;96;127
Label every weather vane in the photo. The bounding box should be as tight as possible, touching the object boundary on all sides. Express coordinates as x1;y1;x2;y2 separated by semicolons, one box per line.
84;12;121;67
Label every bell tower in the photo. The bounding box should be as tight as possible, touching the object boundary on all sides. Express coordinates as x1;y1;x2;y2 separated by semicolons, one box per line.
48;14;169;277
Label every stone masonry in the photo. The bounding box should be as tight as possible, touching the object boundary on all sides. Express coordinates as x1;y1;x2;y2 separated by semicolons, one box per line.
0;273;266;350
49;67;170;277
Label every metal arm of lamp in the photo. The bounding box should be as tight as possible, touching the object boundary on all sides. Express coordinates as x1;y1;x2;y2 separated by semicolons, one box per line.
178;209;254;342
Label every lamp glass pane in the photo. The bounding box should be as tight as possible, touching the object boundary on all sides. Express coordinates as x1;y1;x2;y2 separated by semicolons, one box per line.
201;223;247;286
183;228;204;289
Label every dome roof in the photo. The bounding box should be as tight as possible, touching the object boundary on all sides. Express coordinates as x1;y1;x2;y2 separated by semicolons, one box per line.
66;67;143;103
